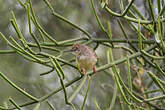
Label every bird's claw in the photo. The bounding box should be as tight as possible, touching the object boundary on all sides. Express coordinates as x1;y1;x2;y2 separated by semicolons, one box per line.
81;68;86;75
93;66;97;73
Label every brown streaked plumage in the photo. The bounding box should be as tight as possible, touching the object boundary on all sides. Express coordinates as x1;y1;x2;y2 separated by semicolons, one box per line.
71;43;98;74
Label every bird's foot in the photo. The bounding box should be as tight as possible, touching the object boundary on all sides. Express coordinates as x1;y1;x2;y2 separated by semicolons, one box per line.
93;66;97;73
81;68;86;75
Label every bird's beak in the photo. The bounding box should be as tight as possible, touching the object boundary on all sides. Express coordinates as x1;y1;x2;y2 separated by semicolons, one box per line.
68;49;73;52
64;49;73;52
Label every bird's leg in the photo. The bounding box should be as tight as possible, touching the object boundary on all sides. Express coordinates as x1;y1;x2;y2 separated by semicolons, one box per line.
93;66;97;73
81;68;86;75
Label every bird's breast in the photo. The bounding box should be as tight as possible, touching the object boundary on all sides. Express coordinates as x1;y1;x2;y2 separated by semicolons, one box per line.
78;55;97;70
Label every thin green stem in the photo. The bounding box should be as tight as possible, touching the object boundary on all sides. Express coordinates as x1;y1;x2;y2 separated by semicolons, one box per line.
129;21;147;40
107;21;114;47
127;57;132;98
94;99;102;110
10;14;27;48
104;5;153;24
9;98;21;110
144;95;165;102
159;3;165;16
155;63;165;77
43;0;92;39
80;76;92;110
121;0;135;16
148;71;165;94
148;0;155;21
0;72;38;101
0;106;6;110
47;101;56;110
29;0;58;45
0;50;15;54
68;75;87;102
108;83;118;110
50;57;63;78
138;19;143;50
11;11;36;54
53;58;65;79
10;37;45;63
27;3;41;51
141;50;165;59
144;89;161;94
131;4;146;20
33;103;40;110
90;0;110;39
157;0;161;13
40;68;54;76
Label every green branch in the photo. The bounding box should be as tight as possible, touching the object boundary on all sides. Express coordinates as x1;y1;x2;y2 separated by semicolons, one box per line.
42;0;92;39
0;72;39;102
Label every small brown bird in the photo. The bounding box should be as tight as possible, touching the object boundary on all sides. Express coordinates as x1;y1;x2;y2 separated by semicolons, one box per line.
70;43;98;74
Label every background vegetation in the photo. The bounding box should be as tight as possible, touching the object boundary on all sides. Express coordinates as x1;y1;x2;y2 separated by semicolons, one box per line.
0;0;165;110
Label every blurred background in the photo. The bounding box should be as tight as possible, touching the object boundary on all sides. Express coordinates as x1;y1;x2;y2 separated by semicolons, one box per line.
0;0;159;110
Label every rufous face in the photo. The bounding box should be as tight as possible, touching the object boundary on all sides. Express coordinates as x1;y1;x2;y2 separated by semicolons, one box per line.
71;44;81;55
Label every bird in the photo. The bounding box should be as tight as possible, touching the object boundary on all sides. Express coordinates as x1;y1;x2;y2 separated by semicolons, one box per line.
70;43;98;74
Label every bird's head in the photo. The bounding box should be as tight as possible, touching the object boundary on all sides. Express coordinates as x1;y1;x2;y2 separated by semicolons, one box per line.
70;44;82;55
